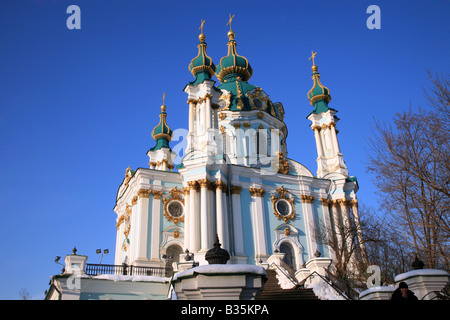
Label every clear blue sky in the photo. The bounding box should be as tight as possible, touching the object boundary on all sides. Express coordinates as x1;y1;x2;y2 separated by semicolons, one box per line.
0;0;448;299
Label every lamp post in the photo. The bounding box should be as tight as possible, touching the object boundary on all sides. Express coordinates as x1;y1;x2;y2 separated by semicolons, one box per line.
54;256;65;273
96;249;109;264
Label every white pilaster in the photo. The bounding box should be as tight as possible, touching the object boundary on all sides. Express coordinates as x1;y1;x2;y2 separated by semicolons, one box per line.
188;181;200;252
199;179;210;251
135;189;150;263
215;181;226;250
150;190;162;262
250;188;268;262
301;195;318;260
183;188;191;251
231;186;245;260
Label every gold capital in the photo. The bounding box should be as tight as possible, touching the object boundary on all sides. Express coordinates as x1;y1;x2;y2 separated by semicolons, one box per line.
301;194;315;203
249;187;265;197
137;188;151;198
152;190;163;199
230;185;242;195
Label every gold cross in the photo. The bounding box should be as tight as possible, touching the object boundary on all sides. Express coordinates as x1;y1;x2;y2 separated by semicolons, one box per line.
309;51;317;66
199;19;205;34
227;14;235;31
162;92;166;105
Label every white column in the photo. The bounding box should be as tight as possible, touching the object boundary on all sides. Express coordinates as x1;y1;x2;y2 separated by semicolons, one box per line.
338;199;353;251
231;186;245;257
115;217;122;265
188;100;195;134
199;179;210;251
199;101;205;133
129;197;138;263
205;95;212;130
250;188;268;262
313;126;324;157
221;188;230;250
135;189;150;262
330;123;341;154
215;181;226;250
301;195;318;260
183;188;190;251
350;199;368;263
207;183;216;246
150;190;162;262
320;198;336;261
330;201;343;252
188;181;200;252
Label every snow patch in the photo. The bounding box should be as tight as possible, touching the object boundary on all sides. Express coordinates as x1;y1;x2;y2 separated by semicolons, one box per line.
306;278;346;300
173;264;267;281
91;274;171;283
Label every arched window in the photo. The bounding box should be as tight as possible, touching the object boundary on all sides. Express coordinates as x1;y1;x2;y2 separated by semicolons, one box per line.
164;244;183;276
280;242;296;270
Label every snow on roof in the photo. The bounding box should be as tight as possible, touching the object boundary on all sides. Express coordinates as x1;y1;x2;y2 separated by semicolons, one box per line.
394;269;450;282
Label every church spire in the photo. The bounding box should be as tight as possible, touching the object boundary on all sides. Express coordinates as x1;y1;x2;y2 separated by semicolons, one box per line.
216;14;253;84
307;51;332;114
188;19;216;85
150;93;173;151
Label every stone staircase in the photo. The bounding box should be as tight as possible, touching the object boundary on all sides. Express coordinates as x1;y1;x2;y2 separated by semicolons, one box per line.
257;269;319;300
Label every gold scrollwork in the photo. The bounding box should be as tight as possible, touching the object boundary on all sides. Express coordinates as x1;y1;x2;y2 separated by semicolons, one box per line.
162;186;185;224
271;185;296;223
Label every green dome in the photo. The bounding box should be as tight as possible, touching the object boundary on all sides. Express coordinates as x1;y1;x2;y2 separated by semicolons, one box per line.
188;33;216;85
216;30;253;84
307;65;332;114
149;105;173;151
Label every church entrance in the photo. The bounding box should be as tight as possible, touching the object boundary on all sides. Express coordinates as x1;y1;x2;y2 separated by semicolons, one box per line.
280;242;296;270
165;244;183;276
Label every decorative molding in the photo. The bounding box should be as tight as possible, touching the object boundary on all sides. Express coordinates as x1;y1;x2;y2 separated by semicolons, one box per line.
137;188;151;198
187;180;200;191
320;198;331;206
271;186;296;222
249;187;266;197
276;151;290;175
152;190;163;199
131;196;138;206
214;180;226;190
162;186;185;224
300;194;315;204
230;185;242;195
197;178;210;188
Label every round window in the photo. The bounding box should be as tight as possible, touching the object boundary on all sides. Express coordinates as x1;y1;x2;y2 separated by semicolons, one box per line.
276;199;291;216
168;201;184;218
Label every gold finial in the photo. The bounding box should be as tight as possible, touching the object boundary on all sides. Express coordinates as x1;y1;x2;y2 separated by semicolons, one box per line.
227;14;235;31
226;14;236;40
199;19;205;34
309;51;318;72
199;19;206;42
309;51;317;66
161;92;166;112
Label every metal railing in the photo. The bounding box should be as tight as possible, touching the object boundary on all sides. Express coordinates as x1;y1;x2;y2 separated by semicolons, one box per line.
269;262;299;288
85;263;172;277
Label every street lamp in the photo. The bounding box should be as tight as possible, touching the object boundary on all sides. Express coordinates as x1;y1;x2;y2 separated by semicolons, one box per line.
96;249;109;264
54;256;65;273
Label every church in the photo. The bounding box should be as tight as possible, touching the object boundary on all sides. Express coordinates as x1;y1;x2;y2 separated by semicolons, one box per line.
112;16;363;278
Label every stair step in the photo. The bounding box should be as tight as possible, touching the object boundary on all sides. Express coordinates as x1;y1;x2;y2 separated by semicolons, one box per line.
257;269;318;300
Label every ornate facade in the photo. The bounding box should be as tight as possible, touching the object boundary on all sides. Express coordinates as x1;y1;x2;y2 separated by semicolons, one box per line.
113;19;363;275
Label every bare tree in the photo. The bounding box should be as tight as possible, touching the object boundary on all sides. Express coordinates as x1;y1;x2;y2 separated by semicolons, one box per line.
19;288;31;300
366;72;450;271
